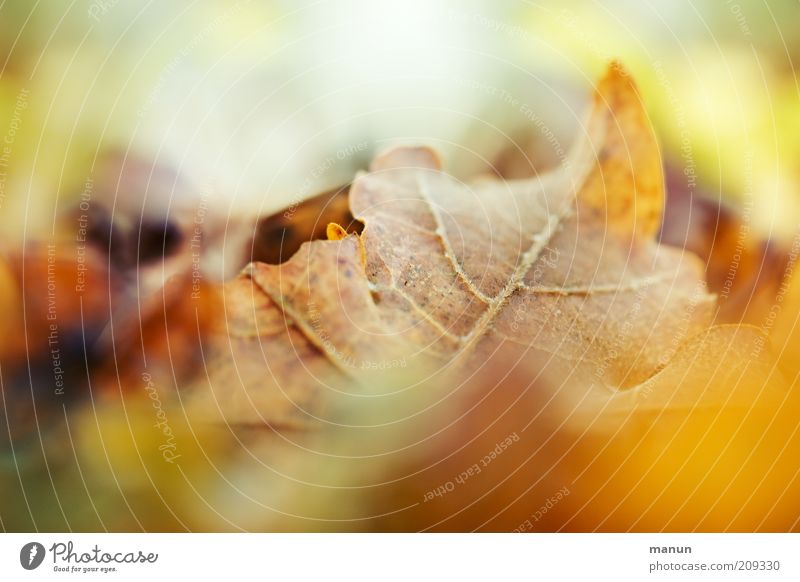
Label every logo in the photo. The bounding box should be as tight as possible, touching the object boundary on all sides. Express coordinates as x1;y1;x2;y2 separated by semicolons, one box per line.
20;542;46;570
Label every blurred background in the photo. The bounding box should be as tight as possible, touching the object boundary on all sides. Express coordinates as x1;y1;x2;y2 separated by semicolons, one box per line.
1;0;799;531
1;0;798;243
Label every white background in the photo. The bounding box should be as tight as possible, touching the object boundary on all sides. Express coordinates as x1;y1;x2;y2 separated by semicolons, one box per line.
0;533;797;581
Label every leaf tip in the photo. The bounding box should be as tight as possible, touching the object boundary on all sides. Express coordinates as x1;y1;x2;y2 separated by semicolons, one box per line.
572;60;664;240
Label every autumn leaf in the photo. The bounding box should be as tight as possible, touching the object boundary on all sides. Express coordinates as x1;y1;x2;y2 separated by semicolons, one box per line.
165;62;799;533
4;62;797;533
186;62;715;425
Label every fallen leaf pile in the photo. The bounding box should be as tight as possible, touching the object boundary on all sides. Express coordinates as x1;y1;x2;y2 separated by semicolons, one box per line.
2;62;799;532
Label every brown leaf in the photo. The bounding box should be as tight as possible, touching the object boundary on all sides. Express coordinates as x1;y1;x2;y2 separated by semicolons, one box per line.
22;62;791;533
188;62;715;428
169;63;800;533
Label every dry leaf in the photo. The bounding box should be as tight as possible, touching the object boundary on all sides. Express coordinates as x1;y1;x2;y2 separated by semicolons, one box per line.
6;62;796;533
187;62;715;427
170;63;799;532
